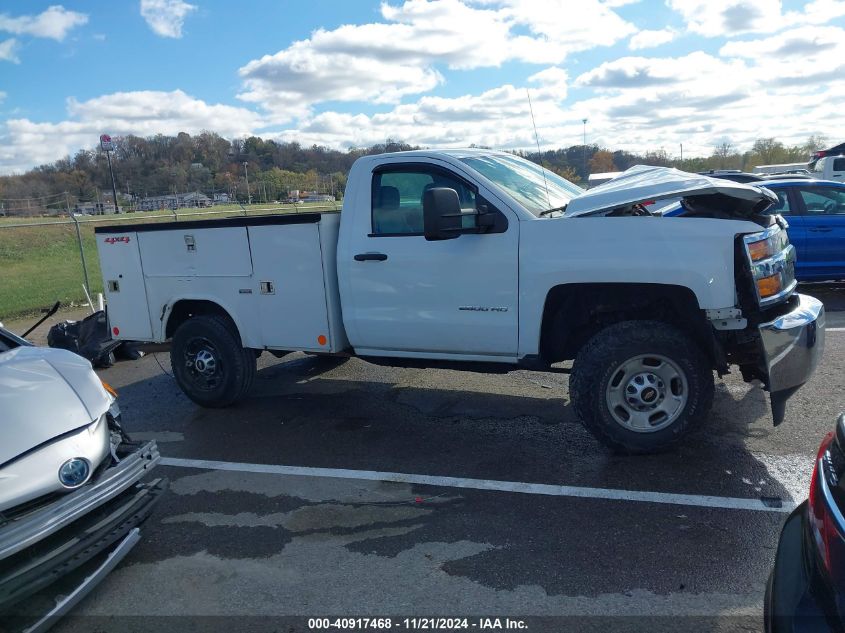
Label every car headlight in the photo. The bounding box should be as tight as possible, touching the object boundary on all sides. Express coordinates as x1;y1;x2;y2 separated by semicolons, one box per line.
743;226;796;306
58;457;91;488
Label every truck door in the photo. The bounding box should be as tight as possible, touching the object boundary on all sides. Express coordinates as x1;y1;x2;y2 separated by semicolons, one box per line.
343;163;519;358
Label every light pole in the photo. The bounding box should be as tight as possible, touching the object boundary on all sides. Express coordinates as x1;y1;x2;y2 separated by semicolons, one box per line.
243;161;251;204
582;118;588;177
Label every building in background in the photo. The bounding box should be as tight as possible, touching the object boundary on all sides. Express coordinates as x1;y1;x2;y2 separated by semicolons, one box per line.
137;191;211;211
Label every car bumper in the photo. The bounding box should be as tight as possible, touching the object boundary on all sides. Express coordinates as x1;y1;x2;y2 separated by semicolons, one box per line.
0;476;167;614
0;440;160;561
758;294;825;425
765;502;841;632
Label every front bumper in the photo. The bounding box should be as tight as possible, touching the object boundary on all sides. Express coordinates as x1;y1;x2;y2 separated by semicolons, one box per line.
759;294;825;425
765;502;841;632
0;440;160;561
0;476;167;614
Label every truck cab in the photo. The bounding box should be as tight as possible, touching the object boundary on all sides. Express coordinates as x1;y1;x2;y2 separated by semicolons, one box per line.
810;155;845;183
96;149;825;454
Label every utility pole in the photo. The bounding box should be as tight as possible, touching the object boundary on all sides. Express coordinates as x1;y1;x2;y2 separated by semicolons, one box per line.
67;192;91;295
680;143;683;163
582;118;588;177
105;146;119;213
243;161;251;204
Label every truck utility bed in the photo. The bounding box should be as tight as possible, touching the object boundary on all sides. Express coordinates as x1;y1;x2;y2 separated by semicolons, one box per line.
95;213;348;353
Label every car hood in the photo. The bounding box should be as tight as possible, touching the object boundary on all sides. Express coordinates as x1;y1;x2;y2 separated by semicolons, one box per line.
565;165;777;217
0;346;111;465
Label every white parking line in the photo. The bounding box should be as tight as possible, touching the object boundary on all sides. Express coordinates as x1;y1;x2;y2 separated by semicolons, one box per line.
160;456;795;514
827;327;845;332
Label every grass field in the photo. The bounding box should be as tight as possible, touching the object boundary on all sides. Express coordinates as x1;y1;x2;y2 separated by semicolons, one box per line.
0;201;339;320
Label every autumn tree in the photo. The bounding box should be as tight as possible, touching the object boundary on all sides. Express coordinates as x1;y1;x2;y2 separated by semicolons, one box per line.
588;150;617;174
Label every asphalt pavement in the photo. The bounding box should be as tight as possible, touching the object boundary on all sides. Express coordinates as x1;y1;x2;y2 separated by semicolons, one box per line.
5;285;845;633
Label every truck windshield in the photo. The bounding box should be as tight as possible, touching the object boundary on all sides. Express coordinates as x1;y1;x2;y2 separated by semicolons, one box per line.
460;153;583;217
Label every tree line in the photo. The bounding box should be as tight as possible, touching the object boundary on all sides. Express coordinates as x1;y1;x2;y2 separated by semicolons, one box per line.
0;131;831;216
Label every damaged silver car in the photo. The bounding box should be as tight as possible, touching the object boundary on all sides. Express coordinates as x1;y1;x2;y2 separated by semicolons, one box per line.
0;324;166;631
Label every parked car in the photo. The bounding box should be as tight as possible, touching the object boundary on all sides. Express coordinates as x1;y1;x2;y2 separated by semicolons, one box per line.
766;412;845;632
697;170;766;183
95;154;825;454
0;324;166;630
757;179;845;282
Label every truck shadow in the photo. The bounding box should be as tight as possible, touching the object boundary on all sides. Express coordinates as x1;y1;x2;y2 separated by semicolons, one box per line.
105;353;792;628
114;353;800;509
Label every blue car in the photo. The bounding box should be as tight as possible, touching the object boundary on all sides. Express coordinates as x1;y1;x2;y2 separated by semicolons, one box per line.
665;178;845;281
762;179;845;282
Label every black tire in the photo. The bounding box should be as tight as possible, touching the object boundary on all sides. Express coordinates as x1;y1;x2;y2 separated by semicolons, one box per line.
570;320;714;454
171;315;256;408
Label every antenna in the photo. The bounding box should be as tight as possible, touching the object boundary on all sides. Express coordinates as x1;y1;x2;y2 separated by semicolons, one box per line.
526;89;551;209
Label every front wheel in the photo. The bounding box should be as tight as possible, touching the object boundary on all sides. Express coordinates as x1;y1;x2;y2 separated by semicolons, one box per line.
570;320;714;454
171;315;256;408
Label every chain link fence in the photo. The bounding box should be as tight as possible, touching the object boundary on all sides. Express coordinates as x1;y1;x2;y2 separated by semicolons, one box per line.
0;201;340;320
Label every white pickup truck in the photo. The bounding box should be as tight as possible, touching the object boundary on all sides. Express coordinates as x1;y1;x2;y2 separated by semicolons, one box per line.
96;150;825;453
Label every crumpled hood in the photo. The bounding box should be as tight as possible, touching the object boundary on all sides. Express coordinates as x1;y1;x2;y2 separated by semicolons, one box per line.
565;165;777;217
0;346;111;465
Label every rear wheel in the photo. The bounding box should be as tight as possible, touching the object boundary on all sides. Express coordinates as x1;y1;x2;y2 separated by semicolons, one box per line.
570;320;714;454
171;315;256;407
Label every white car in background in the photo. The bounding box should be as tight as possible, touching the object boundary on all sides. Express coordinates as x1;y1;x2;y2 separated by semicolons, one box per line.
0;324;165;632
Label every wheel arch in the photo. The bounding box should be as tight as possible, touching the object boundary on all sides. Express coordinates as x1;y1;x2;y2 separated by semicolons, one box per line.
164;298;246;344
538;282;721;368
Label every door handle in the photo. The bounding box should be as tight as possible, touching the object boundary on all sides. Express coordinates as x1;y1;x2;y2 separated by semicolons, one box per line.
809;227;832;232
354;252;388;261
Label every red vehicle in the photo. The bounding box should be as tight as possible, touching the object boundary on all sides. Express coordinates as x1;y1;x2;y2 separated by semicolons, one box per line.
766;413;845;631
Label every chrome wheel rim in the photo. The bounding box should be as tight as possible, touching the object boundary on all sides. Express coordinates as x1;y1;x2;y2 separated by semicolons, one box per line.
184;337;224;391
605;354;688;433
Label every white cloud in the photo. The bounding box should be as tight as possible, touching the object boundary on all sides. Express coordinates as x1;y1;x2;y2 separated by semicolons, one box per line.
668;0;845;36
720;25;845;87
667;0;782;36
238;0;634;115
272;83;575;151
0;5;88;41
0;38;19;63
784;0;845;25
140;0;197;38
0;90;263;174
629;28;677;50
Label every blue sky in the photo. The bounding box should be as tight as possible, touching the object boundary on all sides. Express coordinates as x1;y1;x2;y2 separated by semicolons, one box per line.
0;0;844;173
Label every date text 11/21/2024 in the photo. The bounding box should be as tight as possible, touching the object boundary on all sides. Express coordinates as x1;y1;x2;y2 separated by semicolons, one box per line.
307;618;528;630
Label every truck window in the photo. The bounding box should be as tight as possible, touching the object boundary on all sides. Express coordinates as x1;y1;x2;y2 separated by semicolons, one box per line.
798;187;845;215
833;157;845;172
372;168;476;236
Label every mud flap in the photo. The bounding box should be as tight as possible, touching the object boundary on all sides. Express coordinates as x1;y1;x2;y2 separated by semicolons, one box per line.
770;386;801;427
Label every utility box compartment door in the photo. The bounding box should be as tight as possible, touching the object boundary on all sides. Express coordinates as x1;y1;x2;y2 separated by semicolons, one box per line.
138;227;252;277
97;232;153;340
248;223;332;352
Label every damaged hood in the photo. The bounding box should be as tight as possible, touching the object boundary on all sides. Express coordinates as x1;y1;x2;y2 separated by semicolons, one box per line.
565;165;777;217
0;346;111;465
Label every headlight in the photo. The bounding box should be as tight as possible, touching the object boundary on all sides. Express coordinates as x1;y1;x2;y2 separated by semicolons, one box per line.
743;226;796;306
745;227;790;262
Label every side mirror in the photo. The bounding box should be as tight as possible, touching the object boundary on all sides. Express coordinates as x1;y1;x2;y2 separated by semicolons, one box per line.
423;187;462;241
